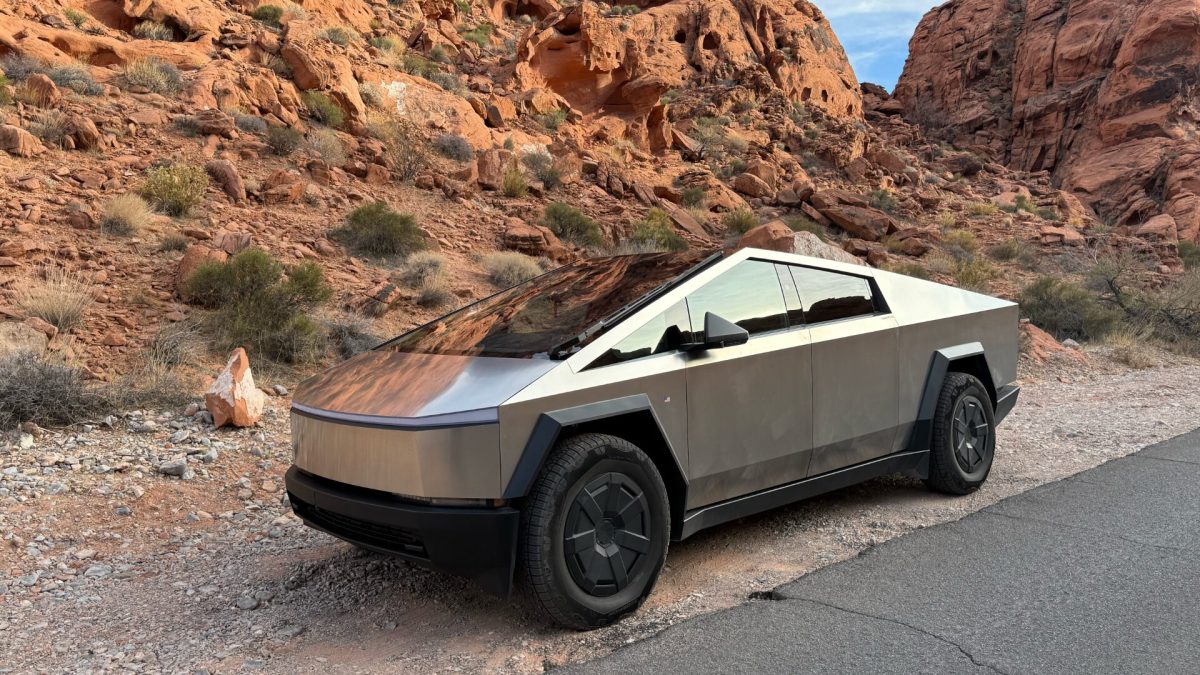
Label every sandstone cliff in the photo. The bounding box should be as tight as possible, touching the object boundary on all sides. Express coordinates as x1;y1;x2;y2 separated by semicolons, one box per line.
895;0;1200;244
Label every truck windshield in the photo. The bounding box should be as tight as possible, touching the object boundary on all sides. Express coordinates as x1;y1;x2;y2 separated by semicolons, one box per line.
379;251;716;359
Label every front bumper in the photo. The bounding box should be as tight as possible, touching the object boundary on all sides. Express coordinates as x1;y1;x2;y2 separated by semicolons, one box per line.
285;466;520;597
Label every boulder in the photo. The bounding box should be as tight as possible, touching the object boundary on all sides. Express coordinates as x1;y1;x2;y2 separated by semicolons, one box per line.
485;96;517;128
192;109;236;137
176;245;227;297
0;125;45;158
205;159;246;203
503;221;570;260
737;221;794;252
0;322;49;357
732;172;775;200
821;205;897;241
476;149;511;191
790;231;865;266
204;348;266;428
1039;225;1086;246
23;74;61;107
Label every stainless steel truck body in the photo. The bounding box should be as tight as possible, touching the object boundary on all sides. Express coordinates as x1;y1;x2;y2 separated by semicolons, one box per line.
286;247;1020;628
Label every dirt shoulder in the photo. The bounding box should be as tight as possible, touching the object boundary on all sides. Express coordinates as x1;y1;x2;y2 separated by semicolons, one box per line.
2;351;1199;673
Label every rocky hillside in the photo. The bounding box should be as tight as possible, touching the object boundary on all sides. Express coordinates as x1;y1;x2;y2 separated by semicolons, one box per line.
896;0;1200;246
0;0;1190;393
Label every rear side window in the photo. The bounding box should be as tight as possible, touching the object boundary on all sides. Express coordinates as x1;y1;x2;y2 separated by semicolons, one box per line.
686;260;788;339
588;301;692;369
790;267;876;324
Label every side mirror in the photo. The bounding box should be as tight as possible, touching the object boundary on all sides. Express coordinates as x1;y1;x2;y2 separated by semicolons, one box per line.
682;312;749;351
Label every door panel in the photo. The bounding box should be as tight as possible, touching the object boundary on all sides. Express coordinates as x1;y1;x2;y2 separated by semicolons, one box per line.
806;315;900;476
684;330;813;509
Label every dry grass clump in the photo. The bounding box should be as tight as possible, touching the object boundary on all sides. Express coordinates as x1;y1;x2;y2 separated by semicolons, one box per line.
158;232;191;252
416;280;455;308
368;115;429;181
15;265;95;332
301;91;345;128
502;161;529;197
267;126;302;155
1103;328;1157;370
132;20;174;40
630;208;688;252
319;26;353;46
722;208;759;234
26;109;70;146
484;251;542;287
305;129;347;165
123;58;182;94
326;312;379;359
433;133;474;161
541;202;601;246
101;194;153;236
335;202;427;257
0;352;109;429
141;163;208;216
399;251;448;287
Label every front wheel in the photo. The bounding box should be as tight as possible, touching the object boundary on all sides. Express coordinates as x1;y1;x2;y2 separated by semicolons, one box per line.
925;372;996;495
519;433;670;630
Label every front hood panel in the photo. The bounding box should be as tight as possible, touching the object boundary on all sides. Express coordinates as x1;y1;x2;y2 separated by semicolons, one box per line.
293;351;558;421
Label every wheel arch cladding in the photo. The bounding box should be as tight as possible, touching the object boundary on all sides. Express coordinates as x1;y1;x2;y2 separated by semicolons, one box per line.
503;396;689;539
909;343;997;456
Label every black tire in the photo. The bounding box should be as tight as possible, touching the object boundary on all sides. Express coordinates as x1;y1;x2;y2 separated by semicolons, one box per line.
520;433;670;630
925;372;996;495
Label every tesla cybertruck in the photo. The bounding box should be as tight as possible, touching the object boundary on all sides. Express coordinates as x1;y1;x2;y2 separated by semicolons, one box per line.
285;247;1020;629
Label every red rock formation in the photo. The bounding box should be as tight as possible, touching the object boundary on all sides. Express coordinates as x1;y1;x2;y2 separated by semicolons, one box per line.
511;0;861;150
896;0;1200;243
205;348;266;428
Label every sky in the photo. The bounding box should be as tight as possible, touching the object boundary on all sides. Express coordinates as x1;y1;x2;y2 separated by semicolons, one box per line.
821;1;944;91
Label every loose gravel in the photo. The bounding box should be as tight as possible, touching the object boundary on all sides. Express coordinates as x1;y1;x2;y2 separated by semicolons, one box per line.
2;351;1199;673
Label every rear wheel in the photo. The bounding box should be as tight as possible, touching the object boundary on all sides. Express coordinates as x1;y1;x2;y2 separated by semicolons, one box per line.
925;372;996;495
520;433;669;630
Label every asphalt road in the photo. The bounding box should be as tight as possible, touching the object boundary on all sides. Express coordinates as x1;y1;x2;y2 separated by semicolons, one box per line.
575;428;1200;674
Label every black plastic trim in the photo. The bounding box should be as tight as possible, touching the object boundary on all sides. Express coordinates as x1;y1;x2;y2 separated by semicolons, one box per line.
501;395;686;500
678;450;928;539
285;467;520;597
290;403;498;430
994;384;1020;424
908;343;991;457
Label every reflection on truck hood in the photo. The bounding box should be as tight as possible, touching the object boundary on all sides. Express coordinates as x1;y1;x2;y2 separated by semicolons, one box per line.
292;351;559;424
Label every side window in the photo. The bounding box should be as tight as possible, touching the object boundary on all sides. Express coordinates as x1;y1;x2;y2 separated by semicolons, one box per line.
588;301;691;368
790;266;877;324
686;260;788;339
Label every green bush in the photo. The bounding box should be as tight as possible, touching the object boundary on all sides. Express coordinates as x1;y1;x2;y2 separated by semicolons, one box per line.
141;163;208;216
301;91;345;128
538;109;568;131
942;229;978;255
631;209;688;252
433;133;474;161
368;36;397;52
183;249;332;362
0;75;11;105
680;186;706;208
502;162;528;198
868;189;898;215
123;58;182;94
1018;276;1122;341
1179;241;1200;270
336;202;427;257
267;126;302;155
542;202;601;246
522;152;561;189
483;251;542;287
47;64;102;95
459;24;492;47
988;236;1025;261
722;208;759;234
65;8;89;27
251;4;284;27
319;26;353;46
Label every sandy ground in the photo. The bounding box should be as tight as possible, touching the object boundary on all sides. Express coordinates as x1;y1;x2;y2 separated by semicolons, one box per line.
2;350;1200;673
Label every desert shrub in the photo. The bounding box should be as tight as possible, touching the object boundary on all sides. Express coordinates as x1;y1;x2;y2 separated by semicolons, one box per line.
358;82;384;108
502;161;529;198
1013;194;1036;214
427;70;466;94
886;262;931;280
101;194;152;236
429;44;452;63
184;249;332;362
1179;241;1200;270
417;279;455;308
459;24;492;46
538;109;568;131
141;163;208;216
0;76;11;106
952;257;995;292
942;229;978;255
158;232;190;252
483;251;542;287
722;208;759;234
1104;328;1156;369
301;91;345;128
251;4;284;27
368;116;428;181
399;251;448;286
988;236;1026;261
783;214;824;240
133;20;174;41
326;313;379;360
235;113;267;134
305;129;347;165
65;8;89;27
542;202;601;246
267;126;302;155
630;209;688;252
27;109;70;146
0;353;109;429
967;201;998;217
1018;276;1121;341
936;212;957;230
123;58;182;94
114;322;203;409
336;202;427;257
266;54;292;78
319;26;353;46
15;266;94;332
401;53;438;78
173;114;201;136
368;36;397;52
48;64;102;95
521;151;561;189
868;189;898;215
433;133;474;161
680;186;706;209
0;54;45;82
